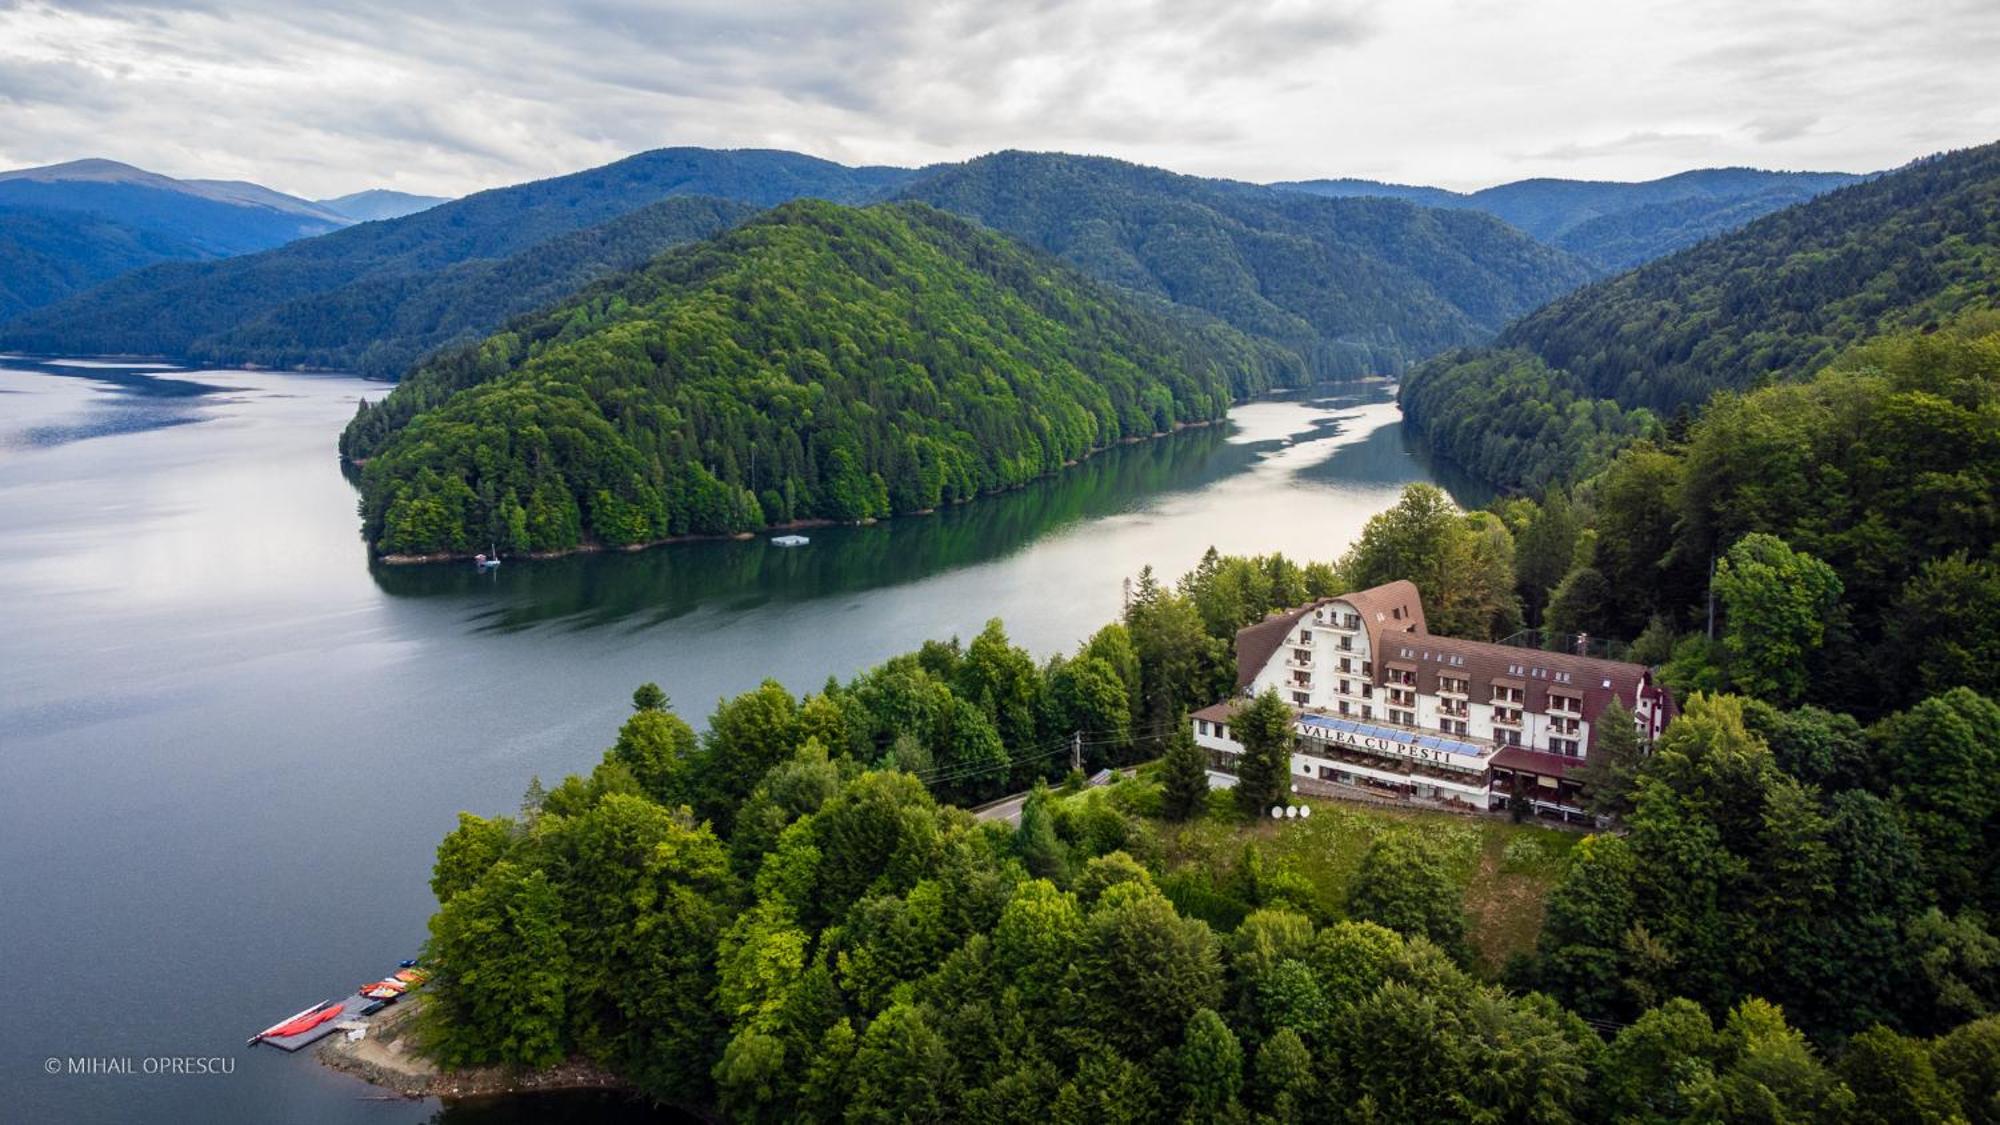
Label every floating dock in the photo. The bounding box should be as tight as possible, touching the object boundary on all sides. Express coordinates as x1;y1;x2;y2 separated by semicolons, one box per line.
250;966;427;1052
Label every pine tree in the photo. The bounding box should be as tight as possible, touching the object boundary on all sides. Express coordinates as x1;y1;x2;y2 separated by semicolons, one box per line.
1161;714;1212;821
1233;689;1295;818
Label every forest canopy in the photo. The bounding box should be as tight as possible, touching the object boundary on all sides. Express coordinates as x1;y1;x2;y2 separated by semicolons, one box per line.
346;200;1305;556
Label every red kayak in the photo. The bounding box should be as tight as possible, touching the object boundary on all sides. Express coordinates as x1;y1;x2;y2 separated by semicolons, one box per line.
260;1001;344;1040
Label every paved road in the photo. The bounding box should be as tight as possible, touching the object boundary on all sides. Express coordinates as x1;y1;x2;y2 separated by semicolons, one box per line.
970;768;1143;826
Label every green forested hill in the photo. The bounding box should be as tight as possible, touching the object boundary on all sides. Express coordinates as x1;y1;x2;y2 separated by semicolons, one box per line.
1502;142;2000;410
898;151;1593;378
1402;141;2000;489
349;200;1303;556
204;196;753;376
0;147;916;366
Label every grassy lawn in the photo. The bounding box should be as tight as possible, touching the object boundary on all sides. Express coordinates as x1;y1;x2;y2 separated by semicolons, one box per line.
1065;768;1581;974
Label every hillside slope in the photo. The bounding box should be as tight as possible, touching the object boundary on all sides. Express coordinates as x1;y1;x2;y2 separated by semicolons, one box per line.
1400;141;2000;490
348;200;1303;557
178;196;754;377
1502;143;2000;410
903;151;1592;378
0;148;919;364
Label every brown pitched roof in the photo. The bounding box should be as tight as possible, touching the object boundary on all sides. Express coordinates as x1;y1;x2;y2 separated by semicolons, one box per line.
1340;580;1427;658
1492;746;1587;777
1233;599;1334;690
1191;701;1240;724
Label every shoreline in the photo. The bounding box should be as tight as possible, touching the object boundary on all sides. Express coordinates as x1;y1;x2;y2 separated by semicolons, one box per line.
369;416;1227;566
315;995;632;1103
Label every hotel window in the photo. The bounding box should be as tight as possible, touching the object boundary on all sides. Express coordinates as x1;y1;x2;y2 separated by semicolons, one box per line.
1492;706;1522;726
1549;693;1581;714
1338;635;1353;651
1492;685;1523;705
1338;700;1351;716
1197;720;1210;736
1550;737;1581;757
1439;718;1468;736
1439;676;1467;695
1361;705;1373;720
1297;630;1311;645
1339;657;1352;673
1389;708;1414;726
1496;728;1522;747
1292;691;1311;706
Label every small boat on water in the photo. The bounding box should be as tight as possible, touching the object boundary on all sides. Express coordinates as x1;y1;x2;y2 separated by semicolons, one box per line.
771;534;810;547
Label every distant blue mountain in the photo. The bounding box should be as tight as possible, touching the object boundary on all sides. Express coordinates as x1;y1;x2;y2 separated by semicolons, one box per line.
1273;167;1867;270
2;148;923;367
0;158;352;320
316;189;450;222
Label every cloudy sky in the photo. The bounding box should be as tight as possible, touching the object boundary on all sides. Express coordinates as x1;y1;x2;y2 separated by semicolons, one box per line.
1;0;1996;199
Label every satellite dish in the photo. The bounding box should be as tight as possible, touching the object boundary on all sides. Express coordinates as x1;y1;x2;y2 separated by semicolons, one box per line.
1269;806;1285;819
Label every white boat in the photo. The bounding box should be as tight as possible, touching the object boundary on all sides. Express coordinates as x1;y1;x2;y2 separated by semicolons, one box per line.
475;545;502;568
770;534;810;547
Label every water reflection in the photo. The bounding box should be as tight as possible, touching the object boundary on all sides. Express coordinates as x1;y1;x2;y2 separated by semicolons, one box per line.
367;383;1480;634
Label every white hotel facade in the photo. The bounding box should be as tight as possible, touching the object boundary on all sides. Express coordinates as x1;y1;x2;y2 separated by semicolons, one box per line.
1191;580;1675;822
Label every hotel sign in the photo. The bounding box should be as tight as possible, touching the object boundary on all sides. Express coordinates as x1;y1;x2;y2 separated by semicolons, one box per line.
1293;719;1485;771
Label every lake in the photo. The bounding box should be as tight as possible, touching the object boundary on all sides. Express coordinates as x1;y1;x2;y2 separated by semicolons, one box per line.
0;359;1476;1123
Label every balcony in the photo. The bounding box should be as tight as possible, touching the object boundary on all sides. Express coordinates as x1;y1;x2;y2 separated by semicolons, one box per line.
1491;709;1522;727
1438;701;1469;719
1547;701;1582;718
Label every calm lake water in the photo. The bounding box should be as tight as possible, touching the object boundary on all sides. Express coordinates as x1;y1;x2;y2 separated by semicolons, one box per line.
0;359;1475;1123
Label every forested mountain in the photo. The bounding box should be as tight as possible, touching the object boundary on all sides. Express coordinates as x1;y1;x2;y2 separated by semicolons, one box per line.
0;148;920;362
315;189;449;222
1503;144;1999;408
349;200;1304;556
1402;141;2000;490
181;196;753;377
1266;176;1464;208
901;151;1592;378
1278;167;1862;270
0;158;353;319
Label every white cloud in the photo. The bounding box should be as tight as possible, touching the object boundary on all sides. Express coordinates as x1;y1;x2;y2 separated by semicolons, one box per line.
0;0;1993;197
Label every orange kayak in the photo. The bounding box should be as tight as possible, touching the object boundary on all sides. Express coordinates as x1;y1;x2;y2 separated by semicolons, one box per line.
265;1002;344;1039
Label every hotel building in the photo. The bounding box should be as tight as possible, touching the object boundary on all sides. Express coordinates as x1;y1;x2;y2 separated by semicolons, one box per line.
1190;580;1675;822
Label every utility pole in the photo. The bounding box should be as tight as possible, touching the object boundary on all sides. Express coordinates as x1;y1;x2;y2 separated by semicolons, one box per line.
1072;730;1082;774
1706;553;1718;641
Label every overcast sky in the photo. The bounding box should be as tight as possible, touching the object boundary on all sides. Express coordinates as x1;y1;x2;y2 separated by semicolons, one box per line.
1;0;1996;199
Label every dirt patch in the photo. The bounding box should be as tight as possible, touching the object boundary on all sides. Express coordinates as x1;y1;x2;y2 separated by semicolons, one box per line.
316;995;626;1101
